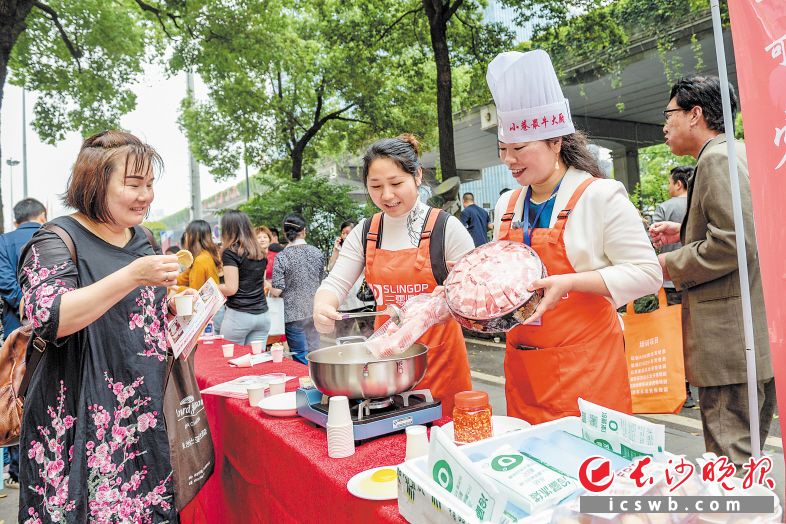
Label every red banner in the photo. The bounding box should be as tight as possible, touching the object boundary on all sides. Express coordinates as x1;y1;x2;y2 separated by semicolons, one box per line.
727;0;786;478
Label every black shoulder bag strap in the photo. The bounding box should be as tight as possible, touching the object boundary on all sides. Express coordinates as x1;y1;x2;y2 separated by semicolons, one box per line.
429;210;451;286
360;215;379;262
140;226;160;254
17;223;77;398
361;210;450;285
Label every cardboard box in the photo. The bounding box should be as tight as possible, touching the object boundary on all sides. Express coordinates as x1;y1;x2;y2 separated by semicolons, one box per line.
397;417;583;524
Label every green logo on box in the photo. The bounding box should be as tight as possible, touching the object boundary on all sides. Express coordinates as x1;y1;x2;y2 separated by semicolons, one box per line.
433;460;454;492
491;454;524;472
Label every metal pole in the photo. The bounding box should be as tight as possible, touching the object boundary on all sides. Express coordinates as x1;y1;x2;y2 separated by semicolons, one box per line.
186;72;202;220
710;0;761;458
6;158;19;230
22;89;28;199
6;159;17;206
244;145;250;201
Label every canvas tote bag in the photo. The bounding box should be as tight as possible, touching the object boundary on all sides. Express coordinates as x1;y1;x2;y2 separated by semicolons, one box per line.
623;289;687;414
163;349;215;511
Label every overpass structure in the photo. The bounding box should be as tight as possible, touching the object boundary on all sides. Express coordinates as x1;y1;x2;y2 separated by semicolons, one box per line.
161;10;738;231
451;10;738;191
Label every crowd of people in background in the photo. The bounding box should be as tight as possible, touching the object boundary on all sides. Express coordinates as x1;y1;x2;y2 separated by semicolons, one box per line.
0;56;776;519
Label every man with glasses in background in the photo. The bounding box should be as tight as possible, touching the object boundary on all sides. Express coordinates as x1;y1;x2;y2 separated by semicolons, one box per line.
650;75;776;468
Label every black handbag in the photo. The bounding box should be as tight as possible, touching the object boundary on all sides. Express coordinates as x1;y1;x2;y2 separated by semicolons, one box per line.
356;279;375;303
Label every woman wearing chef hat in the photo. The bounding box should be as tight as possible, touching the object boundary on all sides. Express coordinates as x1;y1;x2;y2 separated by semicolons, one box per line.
488;50;662;424
313;134;474;413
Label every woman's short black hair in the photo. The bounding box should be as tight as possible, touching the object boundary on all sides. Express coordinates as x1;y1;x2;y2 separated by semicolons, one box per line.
669;75;738;133
669;166;694;190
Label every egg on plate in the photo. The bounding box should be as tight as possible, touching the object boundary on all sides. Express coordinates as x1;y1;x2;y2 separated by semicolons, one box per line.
348;466;398;500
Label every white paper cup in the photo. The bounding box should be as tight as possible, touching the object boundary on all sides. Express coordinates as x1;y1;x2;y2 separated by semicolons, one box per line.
250;340;264;355
271;347;284;363
174;295;193;316
327;423;355;458
247;385;267;406
405;425;429;461
269;378;287;396
327;396;352;426
222;343;234;358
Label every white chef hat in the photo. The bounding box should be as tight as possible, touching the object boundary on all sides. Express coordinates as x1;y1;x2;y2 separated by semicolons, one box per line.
486;49;575;143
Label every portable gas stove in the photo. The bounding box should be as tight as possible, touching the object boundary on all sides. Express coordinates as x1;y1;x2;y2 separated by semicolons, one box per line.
296;387;442;441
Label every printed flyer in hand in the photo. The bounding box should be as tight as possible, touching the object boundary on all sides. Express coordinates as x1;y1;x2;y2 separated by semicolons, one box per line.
166;278;225;359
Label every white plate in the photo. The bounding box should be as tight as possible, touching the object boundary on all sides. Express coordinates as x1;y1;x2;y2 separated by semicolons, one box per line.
347;465;399;501
258;391;298;417
440;415;531;442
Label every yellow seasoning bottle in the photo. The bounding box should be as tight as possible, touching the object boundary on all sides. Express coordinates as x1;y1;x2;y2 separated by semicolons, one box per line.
452;390;493;444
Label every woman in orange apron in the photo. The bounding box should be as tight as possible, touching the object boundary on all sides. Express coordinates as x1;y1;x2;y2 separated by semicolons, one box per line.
314;134;474;413
486;50;662;424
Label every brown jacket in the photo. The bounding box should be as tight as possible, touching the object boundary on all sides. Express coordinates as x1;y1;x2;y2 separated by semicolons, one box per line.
664;134;773;387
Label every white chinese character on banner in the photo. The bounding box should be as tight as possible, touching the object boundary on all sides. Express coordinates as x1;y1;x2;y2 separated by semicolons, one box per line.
766;34;786;66
775;121;786;170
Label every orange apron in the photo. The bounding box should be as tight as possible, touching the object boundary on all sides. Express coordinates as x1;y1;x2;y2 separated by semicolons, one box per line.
365;208;472;414
499;179;632;424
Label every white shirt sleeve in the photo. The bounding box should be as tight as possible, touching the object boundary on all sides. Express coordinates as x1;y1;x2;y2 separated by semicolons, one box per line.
584;181;663;308
443;215;476;263
318;221;367;304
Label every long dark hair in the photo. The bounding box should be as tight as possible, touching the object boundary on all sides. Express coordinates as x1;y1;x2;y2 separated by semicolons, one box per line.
184;219;221;268
282;213;307;243
549;131;605;178
220;210;265;260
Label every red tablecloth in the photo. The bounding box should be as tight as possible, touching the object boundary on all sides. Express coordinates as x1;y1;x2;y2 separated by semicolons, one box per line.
180;339;442;524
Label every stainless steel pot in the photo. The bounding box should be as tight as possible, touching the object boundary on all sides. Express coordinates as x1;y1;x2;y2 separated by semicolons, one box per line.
306;340;428;399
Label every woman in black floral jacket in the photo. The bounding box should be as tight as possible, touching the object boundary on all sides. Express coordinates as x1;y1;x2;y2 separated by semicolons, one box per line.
18;131;195;523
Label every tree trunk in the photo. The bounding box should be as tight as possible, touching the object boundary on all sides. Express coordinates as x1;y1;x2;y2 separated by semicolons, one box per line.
291;143;304;181
0;0;35;233
423;0;459;182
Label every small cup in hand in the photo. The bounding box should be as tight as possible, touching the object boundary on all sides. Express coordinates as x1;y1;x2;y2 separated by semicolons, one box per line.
174;295;193;316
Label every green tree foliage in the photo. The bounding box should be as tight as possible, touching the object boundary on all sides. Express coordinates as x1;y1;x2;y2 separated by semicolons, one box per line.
176;0;430;182
239;172;367;255
1;0;183;231
176;0;510;183
503;0;717;89
630;143;695;213
8;0;173;142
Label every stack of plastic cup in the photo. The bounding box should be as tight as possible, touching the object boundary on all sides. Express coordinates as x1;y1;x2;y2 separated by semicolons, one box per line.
326;396;355;459
404;425;429;461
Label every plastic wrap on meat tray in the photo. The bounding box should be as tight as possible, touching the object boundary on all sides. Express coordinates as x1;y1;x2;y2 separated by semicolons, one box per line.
365;294;451;358
444;240;547;333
